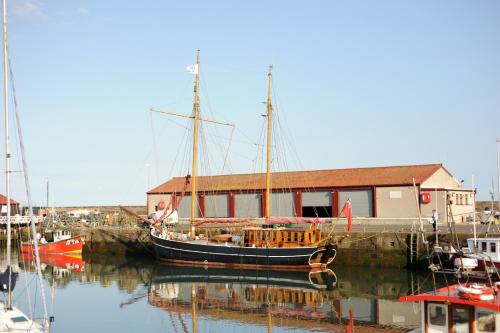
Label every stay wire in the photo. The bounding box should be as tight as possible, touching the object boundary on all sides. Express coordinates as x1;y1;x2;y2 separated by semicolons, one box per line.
7;45;49;324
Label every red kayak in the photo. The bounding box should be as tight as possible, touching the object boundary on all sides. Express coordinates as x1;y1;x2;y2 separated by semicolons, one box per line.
20;230;84;254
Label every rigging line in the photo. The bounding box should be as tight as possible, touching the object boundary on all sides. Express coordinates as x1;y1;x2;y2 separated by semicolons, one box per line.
119;112;189;204
235;126;261;147
245;117;266;197
221;125;235;174
7;45;49;323
272;114;293;197
14;217;35;318
149;110;160;185
272;84;305;171
198;120;227;178
209;125;235;175
166;125;191;182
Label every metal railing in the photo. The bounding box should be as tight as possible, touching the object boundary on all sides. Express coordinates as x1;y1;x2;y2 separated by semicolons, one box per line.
0;215;41;225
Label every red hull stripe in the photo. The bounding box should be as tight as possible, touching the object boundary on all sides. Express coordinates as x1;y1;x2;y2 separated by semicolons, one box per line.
20;235;85;254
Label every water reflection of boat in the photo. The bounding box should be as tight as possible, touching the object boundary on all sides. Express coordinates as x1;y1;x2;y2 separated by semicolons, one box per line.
152;265;337;291
20;252;85;274
146;265;338;332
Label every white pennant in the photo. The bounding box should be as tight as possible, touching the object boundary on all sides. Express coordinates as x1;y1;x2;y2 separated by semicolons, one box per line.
185;64;198;75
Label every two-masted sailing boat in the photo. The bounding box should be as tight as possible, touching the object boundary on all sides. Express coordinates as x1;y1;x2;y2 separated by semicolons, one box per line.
150;51;336;270
0;0;49;331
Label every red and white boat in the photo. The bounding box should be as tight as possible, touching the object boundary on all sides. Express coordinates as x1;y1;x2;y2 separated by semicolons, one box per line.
400;282;500;333
461;238;500;270
20;229;84;255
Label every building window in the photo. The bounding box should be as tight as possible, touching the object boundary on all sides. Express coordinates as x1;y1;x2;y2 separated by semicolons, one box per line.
491;243;497;253
482;242;487;252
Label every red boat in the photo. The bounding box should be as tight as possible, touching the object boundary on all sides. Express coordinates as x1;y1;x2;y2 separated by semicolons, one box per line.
400;283;500;332
21;252;85;273
20;229;85;254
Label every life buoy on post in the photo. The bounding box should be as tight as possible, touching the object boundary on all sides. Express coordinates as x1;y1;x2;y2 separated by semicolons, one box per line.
420;192;431;204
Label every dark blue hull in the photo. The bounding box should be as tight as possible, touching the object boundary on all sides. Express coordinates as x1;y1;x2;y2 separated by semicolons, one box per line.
150;232;322;270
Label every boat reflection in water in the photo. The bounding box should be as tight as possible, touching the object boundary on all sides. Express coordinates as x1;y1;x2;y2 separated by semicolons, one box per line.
20;252;85;278
147;265;411;332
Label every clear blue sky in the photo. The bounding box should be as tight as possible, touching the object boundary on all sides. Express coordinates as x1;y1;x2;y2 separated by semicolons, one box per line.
3;0;500;206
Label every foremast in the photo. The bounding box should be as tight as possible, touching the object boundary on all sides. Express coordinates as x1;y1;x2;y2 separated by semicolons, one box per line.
150;50;234;238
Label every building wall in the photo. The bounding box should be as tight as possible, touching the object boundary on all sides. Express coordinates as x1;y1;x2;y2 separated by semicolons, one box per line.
419;189;447;222
147;194;174;215
376;186;418;218
446;190;475;222
421;168;460;189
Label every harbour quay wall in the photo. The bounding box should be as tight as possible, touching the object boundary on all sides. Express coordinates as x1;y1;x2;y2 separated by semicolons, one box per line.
51;218;497;269
7;214;496;268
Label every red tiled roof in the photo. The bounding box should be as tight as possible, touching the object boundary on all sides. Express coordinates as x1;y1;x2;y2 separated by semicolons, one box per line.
148;164;445;194
0;194;18;205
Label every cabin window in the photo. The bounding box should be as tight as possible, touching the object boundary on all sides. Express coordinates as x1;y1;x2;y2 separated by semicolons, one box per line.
482;242;487;252
490;243;497;253
429;303;446;326
477;309;496;332
10;316;28;323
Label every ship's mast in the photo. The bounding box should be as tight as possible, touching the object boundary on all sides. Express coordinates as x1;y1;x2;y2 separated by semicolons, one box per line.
265;65;273;219
150;50;233;237
190;49;200;238
2;0;12;310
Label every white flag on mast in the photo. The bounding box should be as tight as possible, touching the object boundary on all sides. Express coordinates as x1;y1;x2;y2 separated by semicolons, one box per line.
186;64;199;75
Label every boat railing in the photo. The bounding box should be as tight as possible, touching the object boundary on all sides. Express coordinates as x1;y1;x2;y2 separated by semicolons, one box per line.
0;215;41;225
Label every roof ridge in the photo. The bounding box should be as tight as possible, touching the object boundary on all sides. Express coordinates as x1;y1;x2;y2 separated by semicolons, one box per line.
169;163;443;179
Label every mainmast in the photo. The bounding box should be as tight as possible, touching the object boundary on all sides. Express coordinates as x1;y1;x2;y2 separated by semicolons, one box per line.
190;49;200;238
2;0;12;310
265;65;273;219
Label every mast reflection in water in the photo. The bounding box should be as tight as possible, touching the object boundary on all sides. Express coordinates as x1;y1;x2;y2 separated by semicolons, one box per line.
14;253;428;333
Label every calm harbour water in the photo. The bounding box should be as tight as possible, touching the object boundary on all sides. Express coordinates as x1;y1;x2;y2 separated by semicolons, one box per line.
3;252;443;333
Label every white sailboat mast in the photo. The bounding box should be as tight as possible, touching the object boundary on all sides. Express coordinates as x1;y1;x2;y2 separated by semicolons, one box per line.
2;0;12;310
190;49;200;237
265;65;273;219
